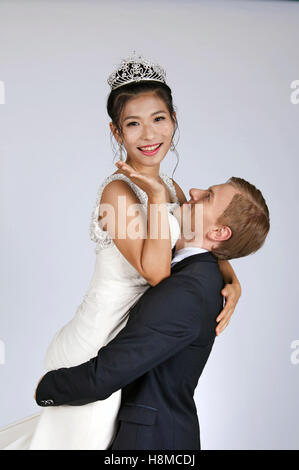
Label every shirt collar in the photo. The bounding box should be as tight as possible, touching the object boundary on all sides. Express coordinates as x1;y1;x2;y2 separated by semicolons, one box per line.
171;246;209;266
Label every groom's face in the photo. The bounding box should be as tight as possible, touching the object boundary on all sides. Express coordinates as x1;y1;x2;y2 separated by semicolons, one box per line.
174;183;239;247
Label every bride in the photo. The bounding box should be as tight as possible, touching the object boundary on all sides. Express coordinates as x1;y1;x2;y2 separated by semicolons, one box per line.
0;53;241;450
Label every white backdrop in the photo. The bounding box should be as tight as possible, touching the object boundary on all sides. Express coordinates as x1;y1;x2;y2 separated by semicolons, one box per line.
1;0;298;450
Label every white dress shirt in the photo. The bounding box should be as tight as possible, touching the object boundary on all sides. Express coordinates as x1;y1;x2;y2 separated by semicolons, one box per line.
171;246;209;267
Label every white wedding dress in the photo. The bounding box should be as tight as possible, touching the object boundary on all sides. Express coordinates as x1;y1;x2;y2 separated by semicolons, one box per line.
0;172;181;450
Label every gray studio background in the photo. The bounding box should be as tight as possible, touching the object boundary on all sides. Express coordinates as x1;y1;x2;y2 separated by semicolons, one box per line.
1;0;298;450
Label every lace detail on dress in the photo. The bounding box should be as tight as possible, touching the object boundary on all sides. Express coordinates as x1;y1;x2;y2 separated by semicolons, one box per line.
160;173;179;204
89;172;179;253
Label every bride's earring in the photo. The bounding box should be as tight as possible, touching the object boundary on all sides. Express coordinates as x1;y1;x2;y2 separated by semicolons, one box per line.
170;140;175;151
119;142;124;161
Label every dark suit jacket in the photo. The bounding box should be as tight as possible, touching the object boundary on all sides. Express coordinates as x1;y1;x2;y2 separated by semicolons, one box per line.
36;251;224;450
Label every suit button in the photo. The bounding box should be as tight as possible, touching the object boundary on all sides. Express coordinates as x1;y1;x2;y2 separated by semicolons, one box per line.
40;399;54;405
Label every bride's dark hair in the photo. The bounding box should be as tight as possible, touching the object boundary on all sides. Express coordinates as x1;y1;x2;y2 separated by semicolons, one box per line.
106;80;180;177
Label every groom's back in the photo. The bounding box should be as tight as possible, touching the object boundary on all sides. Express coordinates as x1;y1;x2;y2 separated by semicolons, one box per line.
111;252;224;450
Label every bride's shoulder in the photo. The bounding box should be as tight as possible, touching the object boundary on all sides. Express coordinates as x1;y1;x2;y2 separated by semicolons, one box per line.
98;171;145;206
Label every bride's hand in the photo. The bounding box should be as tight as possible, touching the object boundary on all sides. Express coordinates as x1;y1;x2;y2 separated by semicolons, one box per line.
215;282;242;336
115;161;166;200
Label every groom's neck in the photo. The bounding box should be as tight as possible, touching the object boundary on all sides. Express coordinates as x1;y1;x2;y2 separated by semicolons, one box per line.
174;240;199;252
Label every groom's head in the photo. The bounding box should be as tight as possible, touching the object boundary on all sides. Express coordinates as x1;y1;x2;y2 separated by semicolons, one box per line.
174;177;270;260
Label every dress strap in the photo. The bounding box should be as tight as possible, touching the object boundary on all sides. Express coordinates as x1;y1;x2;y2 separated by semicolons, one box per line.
160;173;179;204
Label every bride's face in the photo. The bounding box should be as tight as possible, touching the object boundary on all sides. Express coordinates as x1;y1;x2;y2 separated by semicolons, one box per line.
112;92;175;169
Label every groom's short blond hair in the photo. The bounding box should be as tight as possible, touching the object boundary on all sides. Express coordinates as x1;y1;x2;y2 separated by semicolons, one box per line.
211;177;270;260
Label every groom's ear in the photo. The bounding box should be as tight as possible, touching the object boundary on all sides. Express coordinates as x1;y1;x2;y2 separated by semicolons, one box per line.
208;226;232;242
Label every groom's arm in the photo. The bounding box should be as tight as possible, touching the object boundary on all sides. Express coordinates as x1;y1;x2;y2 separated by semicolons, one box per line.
36;272;217;407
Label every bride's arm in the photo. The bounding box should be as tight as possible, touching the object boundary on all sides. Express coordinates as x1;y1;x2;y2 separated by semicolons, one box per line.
99;162;172;287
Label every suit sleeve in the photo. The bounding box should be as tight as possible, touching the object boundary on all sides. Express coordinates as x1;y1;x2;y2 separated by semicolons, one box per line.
35;274;209;407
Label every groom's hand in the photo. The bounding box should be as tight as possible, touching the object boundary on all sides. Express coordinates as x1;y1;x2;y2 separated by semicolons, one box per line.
34;371;54;406
34;371;57;406
34;375;46;401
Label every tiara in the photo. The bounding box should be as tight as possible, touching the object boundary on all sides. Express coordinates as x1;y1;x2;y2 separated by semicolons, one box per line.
107;51;167;91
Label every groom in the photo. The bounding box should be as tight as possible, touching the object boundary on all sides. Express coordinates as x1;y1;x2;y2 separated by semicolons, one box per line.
35;177;270;450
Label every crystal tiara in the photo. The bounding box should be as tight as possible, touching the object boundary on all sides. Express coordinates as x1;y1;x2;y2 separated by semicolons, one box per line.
107;51;167;91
